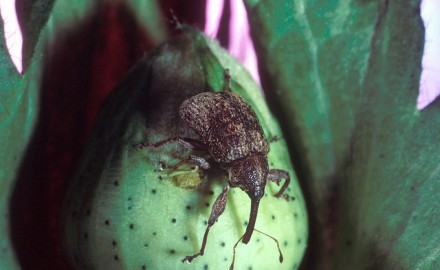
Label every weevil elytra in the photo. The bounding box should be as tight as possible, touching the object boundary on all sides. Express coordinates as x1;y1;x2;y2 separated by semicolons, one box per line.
137;70;290;264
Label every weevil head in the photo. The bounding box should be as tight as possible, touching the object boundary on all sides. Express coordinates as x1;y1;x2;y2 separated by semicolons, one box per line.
227;155;268;244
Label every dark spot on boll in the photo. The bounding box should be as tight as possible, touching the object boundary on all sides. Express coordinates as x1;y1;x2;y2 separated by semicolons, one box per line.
271;215;275;220
203;264;209;269
183;235;188;241
186;205;191;210
153;232;157;236
243;221;248;226
170;249;176;254
158;176;163;180
144;243;149;247
151;189;157;194
203;220;208;225
113;181;119;187
112;240;117;246
105;219;110;226
220;242;225;247
248;267;253;270
290;196;296;201
208;190;214;195
141;265;146;270
283;241;288;247
114;255;119;261
128;206;132;210
171;218;177;223
128;197;132;201
129;224;134;229
205;202;210;207
297;238;302;244
294;213;298;219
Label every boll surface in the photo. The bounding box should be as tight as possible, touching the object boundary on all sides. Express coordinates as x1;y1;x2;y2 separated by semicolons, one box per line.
62;27;308;270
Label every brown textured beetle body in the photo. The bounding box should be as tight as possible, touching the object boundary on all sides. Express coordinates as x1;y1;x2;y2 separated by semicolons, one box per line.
179;90;271;244
137;71;289;267
179;91;269;163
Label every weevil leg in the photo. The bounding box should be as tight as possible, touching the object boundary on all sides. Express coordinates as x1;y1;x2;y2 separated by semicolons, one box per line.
223;69;232;92
267;169;290;200
268;135;282;143
182;183;230;263
171;155;211;170
134;137;208;151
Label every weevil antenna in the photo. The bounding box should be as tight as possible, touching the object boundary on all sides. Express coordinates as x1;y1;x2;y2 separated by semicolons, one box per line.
229;228;283;270
229;234;244;270
254;229;283;263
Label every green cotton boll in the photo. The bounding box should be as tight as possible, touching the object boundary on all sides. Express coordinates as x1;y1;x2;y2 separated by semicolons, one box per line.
61;27;308;270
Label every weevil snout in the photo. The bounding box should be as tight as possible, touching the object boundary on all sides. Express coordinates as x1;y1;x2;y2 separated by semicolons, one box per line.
225;155;269;244
241;191;261;244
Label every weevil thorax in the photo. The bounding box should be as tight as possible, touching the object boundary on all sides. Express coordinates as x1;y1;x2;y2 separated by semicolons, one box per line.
227;155;268;198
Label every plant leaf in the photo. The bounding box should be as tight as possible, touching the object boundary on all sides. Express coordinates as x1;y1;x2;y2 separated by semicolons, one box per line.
246;0;438;269
0;17;39;270
334;1;439;269
245;0;378;200
15;0;55;71
127;0;167;43
8;1;163;269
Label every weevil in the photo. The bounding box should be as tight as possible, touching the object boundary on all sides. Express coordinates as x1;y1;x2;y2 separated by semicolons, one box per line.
137;70;290;264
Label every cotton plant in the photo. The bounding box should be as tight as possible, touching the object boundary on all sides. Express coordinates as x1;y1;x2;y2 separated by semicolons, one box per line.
1;1;438;270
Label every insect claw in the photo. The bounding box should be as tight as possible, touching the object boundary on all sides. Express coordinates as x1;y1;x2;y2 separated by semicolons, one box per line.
132;143;141;149
268;135;282;143
275;193;290;201
181;253;201;263
132;142;151;149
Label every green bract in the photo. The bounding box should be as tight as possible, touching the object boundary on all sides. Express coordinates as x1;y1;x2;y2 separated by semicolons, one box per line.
61;28;308;270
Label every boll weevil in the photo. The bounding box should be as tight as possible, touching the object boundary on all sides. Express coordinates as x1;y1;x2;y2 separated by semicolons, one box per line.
137;70;290;265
